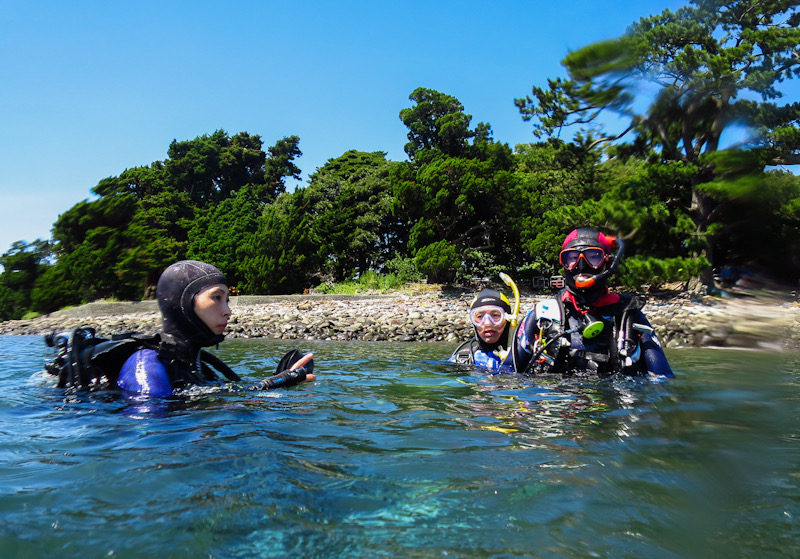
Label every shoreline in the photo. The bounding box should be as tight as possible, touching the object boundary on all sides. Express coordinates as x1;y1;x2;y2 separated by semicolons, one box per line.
2;291;798;351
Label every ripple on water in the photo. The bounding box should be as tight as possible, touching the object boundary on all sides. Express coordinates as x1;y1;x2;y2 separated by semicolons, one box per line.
0;336;799;557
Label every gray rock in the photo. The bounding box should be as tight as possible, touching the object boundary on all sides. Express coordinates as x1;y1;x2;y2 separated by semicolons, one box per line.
3;292;797;350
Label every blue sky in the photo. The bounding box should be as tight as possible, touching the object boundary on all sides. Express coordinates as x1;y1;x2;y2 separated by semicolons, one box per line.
1;0;784;255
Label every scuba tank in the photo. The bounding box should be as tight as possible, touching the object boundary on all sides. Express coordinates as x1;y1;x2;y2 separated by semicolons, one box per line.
44;327;154;388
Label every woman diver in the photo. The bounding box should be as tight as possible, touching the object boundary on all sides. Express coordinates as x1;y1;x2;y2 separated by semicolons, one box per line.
45;260;315;396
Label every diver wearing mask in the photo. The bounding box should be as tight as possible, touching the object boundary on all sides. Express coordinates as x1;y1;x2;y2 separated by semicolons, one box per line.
449;288;517;372
513;227;673;378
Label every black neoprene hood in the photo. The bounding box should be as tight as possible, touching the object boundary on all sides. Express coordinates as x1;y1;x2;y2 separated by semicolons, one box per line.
156;260;228;348
470;289;511;313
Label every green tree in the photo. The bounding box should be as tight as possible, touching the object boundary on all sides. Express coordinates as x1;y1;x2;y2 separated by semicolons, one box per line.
92;162;168;200
0;240;52;320
35;131;303;302
400;88;474;160
515;0;800;283
50;192;140;300
164;130;269;205
187;184;262;289
512;135;608;275
83;162;190;296
263;135;302;200
241;190;321;294
394;88;518;282
162;130;300;205
115;188;194;297
30;261;82;314
414;240;460;283
700;166;800;282
305;150;399;281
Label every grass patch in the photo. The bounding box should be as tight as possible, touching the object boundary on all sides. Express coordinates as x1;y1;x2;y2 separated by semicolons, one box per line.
314;271;409;295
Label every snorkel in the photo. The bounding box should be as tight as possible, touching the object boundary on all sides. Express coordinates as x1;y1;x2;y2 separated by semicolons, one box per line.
572;236;625;290
499;272;520;350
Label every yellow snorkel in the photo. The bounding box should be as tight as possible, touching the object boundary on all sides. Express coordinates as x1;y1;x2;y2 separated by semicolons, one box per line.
499;272;520;351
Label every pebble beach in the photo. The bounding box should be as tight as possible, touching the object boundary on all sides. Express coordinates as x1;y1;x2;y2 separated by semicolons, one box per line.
1;289;798;351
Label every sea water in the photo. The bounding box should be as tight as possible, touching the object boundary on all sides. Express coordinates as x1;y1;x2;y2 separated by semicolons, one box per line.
0;335;798;558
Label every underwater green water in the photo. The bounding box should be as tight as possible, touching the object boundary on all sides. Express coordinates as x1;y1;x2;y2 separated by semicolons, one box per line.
0;335;798;558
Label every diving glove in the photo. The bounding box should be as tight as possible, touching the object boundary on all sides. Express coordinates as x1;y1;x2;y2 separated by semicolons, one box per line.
254;349;314;390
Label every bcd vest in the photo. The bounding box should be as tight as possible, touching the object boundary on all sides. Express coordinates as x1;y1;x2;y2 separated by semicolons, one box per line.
44;326;240;389
527;291;646;377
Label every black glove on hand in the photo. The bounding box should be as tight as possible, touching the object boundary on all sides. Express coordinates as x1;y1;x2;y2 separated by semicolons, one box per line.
253;349;314;390
256;368;307;389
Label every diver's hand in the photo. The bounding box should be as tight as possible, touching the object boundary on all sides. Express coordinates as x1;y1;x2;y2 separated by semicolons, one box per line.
256;368;308;389
288;352;316;383
255;352;315;389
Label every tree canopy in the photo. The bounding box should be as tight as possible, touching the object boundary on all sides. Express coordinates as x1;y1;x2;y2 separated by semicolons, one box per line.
0;241;52;320
29;130;304;312
394;88;520;282
514;0;800;283
304;150;398;281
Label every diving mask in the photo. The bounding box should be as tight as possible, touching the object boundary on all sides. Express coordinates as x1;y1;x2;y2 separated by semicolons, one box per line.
469;305;509;327
559;247;607;270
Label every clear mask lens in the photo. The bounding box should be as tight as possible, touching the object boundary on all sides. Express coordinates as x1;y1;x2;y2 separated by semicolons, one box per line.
560;247;606;270
469;306;507;327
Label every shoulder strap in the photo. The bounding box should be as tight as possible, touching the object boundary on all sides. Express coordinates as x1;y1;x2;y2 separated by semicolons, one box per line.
449;338;474;364
155;335;241;385
614;292;644;313
200;350;241;381
156;338;206;386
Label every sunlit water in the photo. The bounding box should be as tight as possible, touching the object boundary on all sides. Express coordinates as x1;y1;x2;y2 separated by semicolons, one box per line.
1;335;798;558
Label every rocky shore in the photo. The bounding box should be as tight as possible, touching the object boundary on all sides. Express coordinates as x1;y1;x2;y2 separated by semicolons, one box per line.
1;290;798;351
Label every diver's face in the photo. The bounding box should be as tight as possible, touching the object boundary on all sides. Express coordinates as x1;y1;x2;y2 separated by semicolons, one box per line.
470;305;506;345
194;284;231;335
476;320;505;345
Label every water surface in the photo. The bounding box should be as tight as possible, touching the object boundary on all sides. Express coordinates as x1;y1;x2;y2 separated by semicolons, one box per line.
1;335;798;558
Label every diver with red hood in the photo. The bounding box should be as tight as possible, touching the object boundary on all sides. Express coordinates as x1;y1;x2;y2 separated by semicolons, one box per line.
45;260;316;396
512;227;673;378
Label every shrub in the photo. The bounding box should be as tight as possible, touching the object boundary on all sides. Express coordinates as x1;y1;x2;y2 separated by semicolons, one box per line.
314;270;407;294
415;241;460;283
616;255;711;290
384;256;423;283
